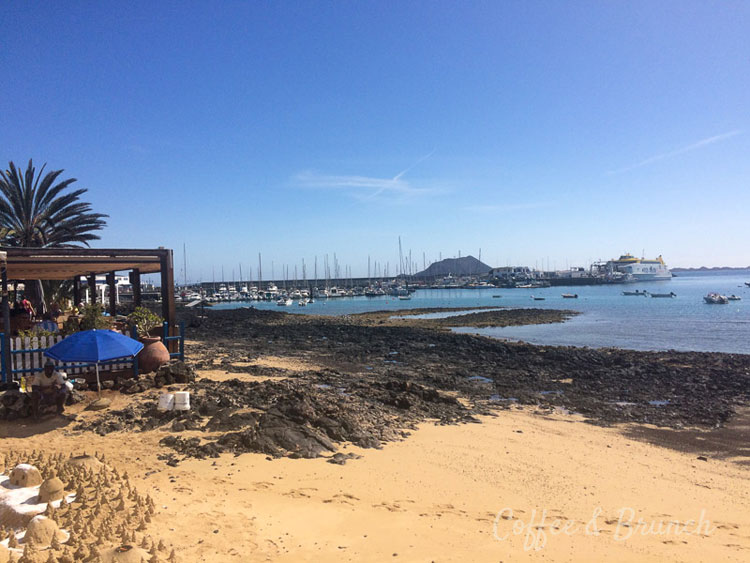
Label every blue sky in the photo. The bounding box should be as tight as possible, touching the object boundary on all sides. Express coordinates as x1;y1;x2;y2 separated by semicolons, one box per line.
2;1;749;281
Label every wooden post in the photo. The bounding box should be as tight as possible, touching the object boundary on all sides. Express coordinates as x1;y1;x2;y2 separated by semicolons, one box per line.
107;271;117;317
160;250;176;353
88;273;97;305
1;257;11;382
73;276;81;307
131;269;142;306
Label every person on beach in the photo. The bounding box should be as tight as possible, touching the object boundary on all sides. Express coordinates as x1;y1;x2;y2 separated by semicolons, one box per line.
21;297;36;320
12;300;24;316
30;359;68;418
50;302;62;320
36;312;59;333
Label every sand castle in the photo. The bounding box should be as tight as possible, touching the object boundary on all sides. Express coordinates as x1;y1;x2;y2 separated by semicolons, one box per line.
8;466;41;489
0;451;177;562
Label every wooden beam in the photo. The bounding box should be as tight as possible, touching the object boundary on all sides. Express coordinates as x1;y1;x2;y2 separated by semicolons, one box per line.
160;251;176;352
0;247;168;281
0;247;170;258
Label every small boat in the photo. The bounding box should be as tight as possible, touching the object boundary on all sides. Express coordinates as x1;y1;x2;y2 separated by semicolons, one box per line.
298;299;307;306
492;295;502;298
650;292;676;298
745;282;750;287
704;293;729;304
623;290;649;296
276;297;293;306
561;293;578;299
727;295;742;301
398;295;412;300
531;296;545;301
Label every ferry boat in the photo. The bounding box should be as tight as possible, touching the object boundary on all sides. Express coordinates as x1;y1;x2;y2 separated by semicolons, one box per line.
609;254;672;281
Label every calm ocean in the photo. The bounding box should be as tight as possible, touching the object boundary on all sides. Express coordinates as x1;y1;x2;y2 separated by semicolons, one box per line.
210;270;750;354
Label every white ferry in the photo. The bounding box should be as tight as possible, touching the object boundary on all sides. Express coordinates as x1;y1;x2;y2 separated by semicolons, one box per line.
609;254;672;281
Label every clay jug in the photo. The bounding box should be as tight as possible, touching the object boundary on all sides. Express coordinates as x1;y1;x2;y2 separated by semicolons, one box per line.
138;336;170;373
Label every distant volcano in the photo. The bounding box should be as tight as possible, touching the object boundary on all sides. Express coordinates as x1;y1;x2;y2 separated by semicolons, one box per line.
414;256;491;278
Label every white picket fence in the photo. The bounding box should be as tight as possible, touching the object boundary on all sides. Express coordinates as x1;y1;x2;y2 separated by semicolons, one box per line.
10;334;132;377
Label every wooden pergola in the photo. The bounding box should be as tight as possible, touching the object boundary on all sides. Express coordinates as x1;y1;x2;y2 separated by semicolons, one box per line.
0;247;176;376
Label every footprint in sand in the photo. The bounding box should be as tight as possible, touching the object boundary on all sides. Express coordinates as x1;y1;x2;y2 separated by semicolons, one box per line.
435;504;466;516
324;494;360;505
373;501;403;512
284;487;318;498
252;481;275;490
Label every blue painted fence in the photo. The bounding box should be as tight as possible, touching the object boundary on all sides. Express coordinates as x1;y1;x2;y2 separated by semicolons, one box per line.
0;322;185;383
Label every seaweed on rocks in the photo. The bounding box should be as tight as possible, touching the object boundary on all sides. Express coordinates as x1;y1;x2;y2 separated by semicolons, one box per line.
182;308;750;429
74;307;750;463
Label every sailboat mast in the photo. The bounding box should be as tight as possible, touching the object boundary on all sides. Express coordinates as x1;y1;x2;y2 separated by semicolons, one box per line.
398;237;404;277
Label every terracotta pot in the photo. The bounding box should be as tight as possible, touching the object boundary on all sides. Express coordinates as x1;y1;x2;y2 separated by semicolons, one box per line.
138;336;170;373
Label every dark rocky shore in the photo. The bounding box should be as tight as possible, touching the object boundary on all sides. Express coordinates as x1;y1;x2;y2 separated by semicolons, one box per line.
76;307;750;463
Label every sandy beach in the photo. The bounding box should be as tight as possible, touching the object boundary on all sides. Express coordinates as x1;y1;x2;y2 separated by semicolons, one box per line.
2;308;749;561
3;391;749;561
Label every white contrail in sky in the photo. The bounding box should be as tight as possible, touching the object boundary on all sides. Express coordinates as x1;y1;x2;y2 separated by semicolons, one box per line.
393;148;436;181
295;149;438;200
607;130;742;174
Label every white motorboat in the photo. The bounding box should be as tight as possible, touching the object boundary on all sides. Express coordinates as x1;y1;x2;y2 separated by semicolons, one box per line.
704;293;729;304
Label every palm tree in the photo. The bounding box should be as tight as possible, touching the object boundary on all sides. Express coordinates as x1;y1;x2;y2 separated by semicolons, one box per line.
0;160;107;247
0;159;108;311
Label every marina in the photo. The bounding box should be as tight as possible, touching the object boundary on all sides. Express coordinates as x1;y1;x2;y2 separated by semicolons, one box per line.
206;269;750;354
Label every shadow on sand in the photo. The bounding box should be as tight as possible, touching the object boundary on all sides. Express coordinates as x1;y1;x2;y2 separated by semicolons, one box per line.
0;414;76;439
623;407;750;466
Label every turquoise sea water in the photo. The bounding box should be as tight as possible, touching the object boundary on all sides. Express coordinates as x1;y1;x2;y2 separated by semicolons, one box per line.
210;270;750;354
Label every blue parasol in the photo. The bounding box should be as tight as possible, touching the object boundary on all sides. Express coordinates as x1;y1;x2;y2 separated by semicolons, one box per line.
45;329;144;396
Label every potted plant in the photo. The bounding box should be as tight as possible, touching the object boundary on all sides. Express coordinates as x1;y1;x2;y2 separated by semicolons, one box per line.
79;304;113;331
127;307;169;373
